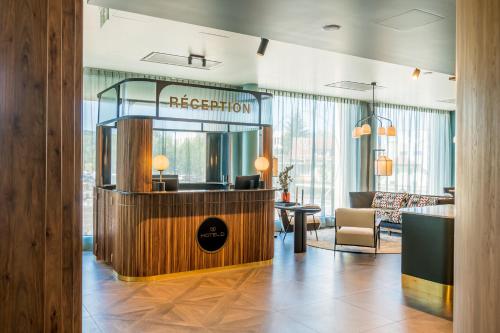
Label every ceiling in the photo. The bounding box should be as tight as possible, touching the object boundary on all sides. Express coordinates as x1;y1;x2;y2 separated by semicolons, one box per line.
88;0;456;75
83;3;456;110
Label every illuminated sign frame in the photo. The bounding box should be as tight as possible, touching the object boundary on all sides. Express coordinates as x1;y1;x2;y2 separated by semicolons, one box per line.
96;78;272;129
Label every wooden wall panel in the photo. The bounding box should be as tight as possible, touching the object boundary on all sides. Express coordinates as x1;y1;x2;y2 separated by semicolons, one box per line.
116;119;153;192
95;126;113;186
0;0;82;331
94;188;275;278
455;0;500;332
262;126;273;188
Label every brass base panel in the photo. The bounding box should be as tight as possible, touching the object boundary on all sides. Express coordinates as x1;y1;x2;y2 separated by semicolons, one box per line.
402;274;453;301
115;259;273;282
401;274;453;320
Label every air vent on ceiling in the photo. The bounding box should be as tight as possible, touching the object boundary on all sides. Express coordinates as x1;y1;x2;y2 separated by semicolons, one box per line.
325;81;384;92
141;52;221;70
437;98;456;104
199;31;229;39
377;9;444;31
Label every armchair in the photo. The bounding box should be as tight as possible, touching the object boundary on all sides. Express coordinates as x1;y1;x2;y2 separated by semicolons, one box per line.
334;208;379;255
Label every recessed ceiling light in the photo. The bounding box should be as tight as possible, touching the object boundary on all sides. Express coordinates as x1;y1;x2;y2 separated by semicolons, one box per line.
322;24;341;31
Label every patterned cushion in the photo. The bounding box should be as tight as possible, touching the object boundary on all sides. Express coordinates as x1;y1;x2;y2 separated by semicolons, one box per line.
375;209;393;222
375;209;403;224
407;195;439;208
390;210;403;224
371;192;408;210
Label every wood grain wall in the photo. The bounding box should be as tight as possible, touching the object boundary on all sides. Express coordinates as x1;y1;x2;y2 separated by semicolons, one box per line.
0;0;82;331
455;0;500;331
96;126;113;186
262;126;273;188
94;189;275;277
116;118;153;192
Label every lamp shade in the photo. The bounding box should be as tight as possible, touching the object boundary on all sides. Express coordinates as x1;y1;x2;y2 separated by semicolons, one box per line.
377;127;386;135
254;156;270;172
375;155;393;176
272;157;279;177
361;124;371;135
352;127;362;138
386;126;397;136
153;155;169;171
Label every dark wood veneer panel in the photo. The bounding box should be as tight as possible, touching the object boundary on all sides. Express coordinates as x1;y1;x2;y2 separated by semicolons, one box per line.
0;0;82;331
94;189;275;277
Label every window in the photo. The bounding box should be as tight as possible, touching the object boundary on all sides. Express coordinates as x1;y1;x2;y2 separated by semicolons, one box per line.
152;131;206;182
375;103;452;195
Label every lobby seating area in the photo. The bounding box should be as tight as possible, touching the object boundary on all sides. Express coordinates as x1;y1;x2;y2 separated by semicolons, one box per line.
349;191;455;233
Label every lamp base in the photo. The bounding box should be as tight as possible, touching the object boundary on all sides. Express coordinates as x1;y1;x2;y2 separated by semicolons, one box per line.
152;181;166;191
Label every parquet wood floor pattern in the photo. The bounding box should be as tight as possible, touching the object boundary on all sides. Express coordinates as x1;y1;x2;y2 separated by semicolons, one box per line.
83;238;452;332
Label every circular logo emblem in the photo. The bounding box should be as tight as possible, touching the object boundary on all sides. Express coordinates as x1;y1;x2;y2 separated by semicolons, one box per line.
197;217;228;253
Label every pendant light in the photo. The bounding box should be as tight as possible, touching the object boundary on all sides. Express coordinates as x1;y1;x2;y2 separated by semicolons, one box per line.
352;82;396;139
375;155;393;176
374;149;393;176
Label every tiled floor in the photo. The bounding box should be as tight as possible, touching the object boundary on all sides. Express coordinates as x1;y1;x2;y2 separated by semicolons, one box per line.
83;236;453;332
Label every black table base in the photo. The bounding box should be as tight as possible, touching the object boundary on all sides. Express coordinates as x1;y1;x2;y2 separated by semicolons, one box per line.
293;211;307;253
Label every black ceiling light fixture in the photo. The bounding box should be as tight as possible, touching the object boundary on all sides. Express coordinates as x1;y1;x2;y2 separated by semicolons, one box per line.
257;38;269;56
188;54;206;67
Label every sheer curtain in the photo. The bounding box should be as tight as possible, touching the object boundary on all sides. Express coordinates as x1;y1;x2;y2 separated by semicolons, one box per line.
268;90;365;219
375;103;452;195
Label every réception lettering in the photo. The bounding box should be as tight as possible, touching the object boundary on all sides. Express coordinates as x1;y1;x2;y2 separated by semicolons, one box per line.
169;95;251;113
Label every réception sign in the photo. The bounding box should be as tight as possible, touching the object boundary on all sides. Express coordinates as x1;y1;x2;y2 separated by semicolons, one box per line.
158;84;267;126
168;95;252;113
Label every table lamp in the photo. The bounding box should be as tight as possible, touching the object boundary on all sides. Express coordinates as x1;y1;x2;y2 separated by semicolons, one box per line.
254;156;269;188
153;155;169;182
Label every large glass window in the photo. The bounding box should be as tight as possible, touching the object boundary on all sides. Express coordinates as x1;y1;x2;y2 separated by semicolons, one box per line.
152;131;206;182
375;104;452;195
270;91;364;219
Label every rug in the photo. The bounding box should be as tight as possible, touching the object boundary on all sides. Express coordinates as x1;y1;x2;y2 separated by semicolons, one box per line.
306;227;401;254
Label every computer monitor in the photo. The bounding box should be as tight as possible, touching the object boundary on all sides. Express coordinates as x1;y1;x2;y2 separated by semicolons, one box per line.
234;174;260;190
163;175;179;191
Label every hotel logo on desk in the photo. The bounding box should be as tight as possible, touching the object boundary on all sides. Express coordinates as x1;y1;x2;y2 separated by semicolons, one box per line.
197;217;228;253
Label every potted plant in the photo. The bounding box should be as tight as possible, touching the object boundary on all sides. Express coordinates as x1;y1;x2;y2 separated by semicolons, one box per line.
278;165;294;202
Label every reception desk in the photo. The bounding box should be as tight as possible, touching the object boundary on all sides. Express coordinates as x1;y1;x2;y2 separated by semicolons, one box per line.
93;187;275;280
93;80;275;281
